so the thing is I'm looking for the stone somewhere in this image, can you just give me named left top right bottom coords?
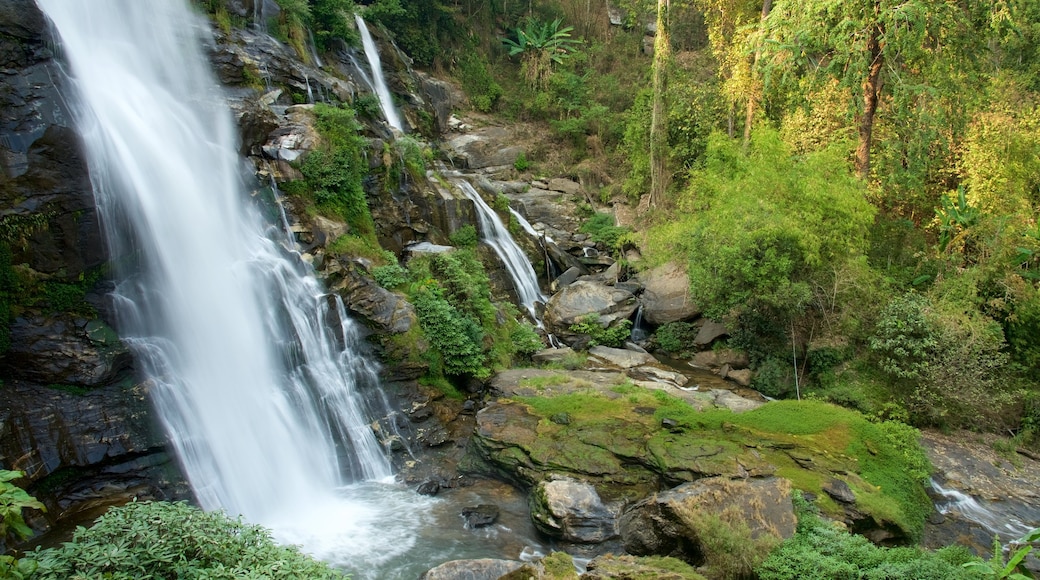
left=583, top=554, right=704, bottom=580
left=726, top=368, right=753, bottom=387
left=543, top=280, right=637, bottom=341
left=824, top=478, right=857, bottom=504
left=323, top=259, right=417, bottom=335
left=530, top=477, right=618, bottom=543
left=627, top=365, right=689, bottom=388
left=636, top=262, right=700, bottom=325
left=690, top=349, right=749, bottom=371
left=547, top=177, right=581, bottom=196
left=551, top=266, right=583, bottom=291
left=420, top=559, right=525, bottom=580
left=417, top=480, right=442, bottom=496
left=444, top=127, right=524, bottom=169
left=693, top=320, right=730, bottom=348
left=710, top=389, right=763, bottom=413
left=619, top=477, right=796, bottom=563
left=588, top=345, right=656, bottom=369
left=1, top=314, right=132, bottom=387
left=461, top=504, right=500, bottom=528
left=532, top=346, right=577, bottom=365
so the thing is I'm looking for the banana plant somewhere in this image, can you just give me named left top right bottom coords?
left=502, top=18, right=582, bottom=88
left=962, top=527, right=1040, bottom=579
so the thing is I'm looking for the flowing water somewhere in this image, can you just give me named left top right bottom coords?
left=355, top=14, right=404, bottom=132
left=455, top=179, right=548, bottom=324
left=930, top=478, right=1038, bottom=540
left=34, top=1, right=546, bottom=576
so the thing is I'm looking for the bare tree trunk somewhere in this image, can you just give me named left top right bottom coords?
left=856, top=21, right=883, bottom=179
left=649, top=0, right=670, bottom=209
left=743, top=0, right=772, bottom=147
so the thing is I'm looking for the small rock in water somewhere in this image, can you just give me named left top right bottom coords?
left=461, top=504, right=500, bottom=528
left=416, top=480, right=441, bottom=496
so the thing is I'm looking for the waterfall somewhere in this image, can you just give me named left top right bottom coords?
left=930, top=478, right=1037, bottom=540
left=456, top=179, right=547, bottom=324
left=354, top=14, right=403, bottom=132
left=36, top=0, right=431, bottom=574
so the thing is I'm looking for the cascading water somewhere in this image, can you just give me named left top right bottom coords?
left=930, top=478, right=1038, bottom=540
left=456, top=179, right=548, bottom=324
left=35, top=0, right=448, bottom=576
left=354, top=13, right=404, bottom=132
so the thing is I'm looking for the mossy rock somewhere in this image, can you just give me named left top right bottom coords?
left=582, top=554, right=707, bottom=580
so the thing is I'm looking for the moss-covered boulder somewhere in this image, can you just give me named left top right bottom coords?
left=467, top=374, right=933, bottom=543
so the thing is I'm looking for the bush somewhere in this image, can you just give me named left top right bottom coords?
left=757, top=493, right=979, bottom=580
left=372, top=263, right=408, bottom=289
left=655, top=321, right=698, bottom=356
left=569, top=314, right=632, bottom=348
left=579, top=212, right=631, bottom=249
left=449, top=225, right=479, bottom=249
left=29, top=500, right=346, bottom=579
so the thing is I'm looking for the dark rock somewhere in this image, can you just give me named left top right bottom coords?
left=689, top=348, right=749, bottom=371
left=551, top=266, right=583, bottom=291
left=661, top=418, right=681, bottom=431
left=416, top=480, right=441, bottom=496
left=415, top=71, right=455, bottom=134
left=462, top=504, right=500, bottom=528
left=1, top=314, right=132, bottom=387
left=824, top=478, right=857, bottom=504
left=543, top=280, right=637, bottom=341
left=636, top=262, right=700, bottom=325
left=583, top=554, right=704, bottom=580
left=693, top=320, right=729, bottom=348
left=550, top=413, right=572, bottom=425
left=323, top=259, right=417, bottom=334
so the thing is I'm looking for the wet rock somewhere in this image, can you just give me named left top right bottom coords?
left=462, top=504, right=500, bottom=528
left=693, top=320, right=729, bottom=348
left=323, top=259, right=416, bottom=335
left=420, top=558, right=525, bottom=580
left=530, top=477, right=618, bottom=543
left=636, top=262, right=700, bottom=325
left=619, top=477, right=796, bottom=563
left=415, top=71, right=456, bottom=134
left=1, top=314, right=132, bottom=387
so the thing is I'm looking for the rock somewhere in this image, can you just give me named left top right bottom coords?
left=690, top=348, right=749, bottom=371
left=588, top=345, right=656, bottom=369
left=710, top=390, right=763, bottom=413
left=619, top=477, right=796, bottom=563
left=532, top=346, right=578, bottom=365
left=693, top=320, right=729, bottom=348
left=261, top=105, right=320, bottom=164
left=636, top=263, right=700, bottom=325
left=725, top=368, right=752, bottom=387
left=583, top=554, right=706, bottom=580
left=1, top=314, right=132, bottom=387
left=824, top=478, right=857, bottom=504
left=323, top=259, right=417, bottom=335
left=530, top=477, right=618, bottom=543
left=415, top=71, right=455, bottom=134
left=552, top=266, right=583, bottom=291
left=420, top=559, right=525, bottom=580
left=626, top=366, right=689, bottom=388
left=417, top=480, right=442, bottom=496
left=444, top=128, right=524, bottom=169
left=462, top=504, right=500, bottom=528
left=543, top=280, right=637, bottom=341
left=547, top=177, right=581, bottom=196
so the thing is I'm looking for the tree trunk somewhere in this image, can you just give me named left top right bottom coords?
left=856, top=21, right=883, bottom=179
left=743, top=0, right=772, bottom=147
left=649, top=0, right=670, bottom=209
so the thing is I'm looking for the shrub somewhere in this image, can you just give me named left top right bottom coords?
left=569, top=314, right=632, bottom=348
left=29, top=500, right=345, bottom=579
left=411, top=285, right=486, bottom=378
left=579, top=212, right=631, bottom=249
left=655, top=321, right=698, bottom=356
left=457, top=51, right=502, bottom=113
left=449, top=225, right=479, bottom=249
left=372, top=263, right=408, bottom=289
left=299, top=104, right=373, bottom=237
left=514, top=151, right=531, bottom=172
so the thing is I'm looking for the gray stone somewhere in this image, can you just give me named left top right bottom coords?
left=636, top=262, right=700, bottom=325
left=444, top=128, right=524, bottom=169
left=552, top=266, right=583, bottom=291
left=543, top=280, right=637, bottom=341
left=824, top=478, right=857, bottom=504
left=530, top=477, right=618, bottom=543
left=532, top=346, right=577, bottom=365
left=462, top=504, right=500, bottom=528
left=626, top=365, right=689, bottom=388
left=690, top=348, right=749, bottom=371
left=420, top=558, right=525, bottom=580
left=547, top=177, right=581, bottom=196
left=726, top=368, right=753, bottom=387
left=588, top=345, right=656, bottom=369
left=693, top=319, right=729, bottom=347
left=711, top=389, right=763, bottom=413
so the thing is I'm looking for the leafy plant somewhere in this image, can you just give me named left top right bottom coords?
left=514, top=151, right=531, bottom=172
left=0, top=470, right=44, bottom=579
left=569, top=314, right=632, bottom=348
left=502, top=18, right=582, bottom=89
left=655, top=321, right=698, bottom=356
left=962, top=527, right=1040, bottom=579
left=29, top=500, right=346, bottom=579
left=579, top=212, right=631, bottom=249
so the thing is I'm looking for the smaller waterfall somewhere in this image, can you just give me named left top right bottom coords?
left=931, top=478, right=1037, bottom=540
left=456, top=180, right=547, bottom=324
left=630, top=305, right=651, bottom=342
left=354, top=14, right=403, bottom=132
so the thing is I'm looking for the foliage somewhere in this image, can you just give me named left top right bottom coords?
left=412, top=285, right=487, bottom=377
left=372, top=262, right=408, bottom=289
left=869, top=293, right=937, bottom=381
left=654, top=321, right=698, bottom=356
left=28, top=500, right=346, bottom=579
left=271, top=0, right=311, bottom=61
left=676, top=508, right=781, bottom=580
left=0, top=470, right=43, bottom=580
left=502, top=18, right=582, bottom=89
left=963, top=527, right=1040, bottom=579
left=449, top=225, right=479, bottom=249
left=579, top=212, right=631, bottom=249
left=363, top=0, right=456, bottom=67
left=297, top=104, right=373, bottom=238
left=456, top=51, right=502, bottom=113
left=513, top=151, right=530, bottom=172
left=569, top=314, right=632, bottom=348
left=757, top=493, right=980, bottom=580
left=310, top=0, right=359, bottom=51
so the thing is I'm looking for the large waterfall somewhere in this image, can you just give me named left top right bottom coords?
left=35, top=0, right=435, bottom=575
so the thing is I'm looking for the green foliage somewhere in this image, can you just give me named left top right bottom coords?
left=412, top=285, right=487, bottom=378
left=271, top=0, right=311, bottom=61
left=568, top=314, right=632, bottom=348
left=449, top=225, right=479, bottom=249
left=674, top=129, right=875, bottom=322
left=869, top=293, right=937, bottom=381
left=372, top=262, right=408, bottom=289
left=364, top=0, right=455, bottom=67
left=757, top=493, right=980, bottom=580
left=456, top=51, right=502, bottom=113
left=513, top=151, right=530, bottom=172
left=579, top=212, right=631, bottom=249
left=310, top=0, right=358, bottom=51
left=29, top=500, right=346, bottom=579
left=654, top=321, right=698, bottom=356
left=677, top=509, right=780, bottom=580
left=502, top=18, right=582, bottom=89
left=963, top=527, right=1040, bottom=579
left=298, top=104, right=373, bottom=238
left=0, top=470, right=44, bottom=540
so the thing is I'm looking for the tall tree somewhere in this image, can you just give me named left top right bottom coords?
left=758, top=0, right=970, bottom=179
left=649, top=0, right=671, bottom=208
left=742, top=0, right=772, bottom=146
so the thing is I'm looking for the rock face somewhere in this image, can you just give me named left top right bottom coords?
left=543, top=280, right=637, bottom=343
left=619, top=476, right=797, bottom=563
left=1, top=314, right=132, bottom=387
left=444, top=127, right=524, bottom=170
left=636, top=262, right=699, bottom=325
left=420, top=558, right=525, bottom=580
left=529, top=477, right=618, bottom=543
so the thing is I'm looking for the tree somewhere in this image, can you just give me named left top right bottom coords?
left=758, top=0, right=973, bottom=178
left=502, top=18, right=582, bottom=89
left=648, top=0, right=671, bottom=208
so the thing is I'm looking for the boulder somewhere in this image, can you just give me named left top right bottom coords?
left=583, top=554, right=706, bottom=580
left=461, top=504, right=500, bottom=528
left=619, top=477, right=796, bottom=563
left=530, top=477, right=618, bottom=543
left=627, top=365, right=689, bottom=389
left=588, top=345, right=656, bottom=369
left=551, top=266, right=583, bottom=291
left=323, top=259, right=417, bottom=335
left=415, top=71, right=456, bottom=134
left=444, top=128, right=523, bottom=170
left=636, top=262, right=700, bottom=325
left=710, top=389, right=762, bottom=413
left=693, top=320, right=729, bottom=348
left=725, top=368, right=753, bottom=387
left=420, top=559, right=525, bottom=580
left=543, top=280, right=637, bottom=340
left=690, top=349, right=749, bottom=371
left=547, top=177, right=581, bottom=196
left=532, top=346, right=578, bottom=365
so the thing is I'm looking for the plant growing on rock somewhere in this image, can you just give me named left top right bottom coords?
left=569, top=314, right=631, bottom=348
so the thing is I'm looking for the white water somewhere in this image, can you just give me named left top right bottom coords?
left=456, top=179, right=547, bottom=323
left=36, top=0, right=431, bottom=574
left=931, top=478, right=1036, bottom=540
left=354, top=14, right=403, bottom=132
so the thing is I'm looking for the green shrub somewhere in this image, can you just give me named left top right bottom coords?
left=757, top=493, right=979, bottom=580
left=457, top=51, right=502, bottom=113
left=579, top=212, right=631, bottom=249
left=372, top=263, right=408, bottom=289
left=411, top=285, right=486, bottom=378
left=299, top=104, right=373, bottom=237
left=29, top=500, right=346, bottom=579
left=449, top=225, right=479, bottom=249
left=514, top=151, right=531, bottom=172
left=655, top=321, right=698, bottom=355
left=569, top=314, right=632, bottom=348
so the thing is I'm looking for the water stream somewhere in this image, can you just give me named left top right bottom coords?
left=354, top=13, right=403, bottom=132
left=34, top=1, right=545, bottom=576
left=455, top=178, right=548, bottom=324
